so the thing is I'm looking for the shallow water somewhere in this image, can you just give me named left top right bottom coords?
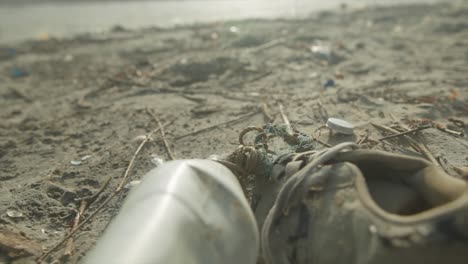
left=0, top=0, right=446, bottom=43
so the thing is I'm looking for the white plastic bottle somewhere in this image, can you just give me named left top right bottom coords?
left=85, top=159, right=259, bottom=264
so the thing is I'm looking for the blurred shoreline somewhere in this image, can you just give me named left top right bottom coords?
left=0, top=0, right=447, bottom=44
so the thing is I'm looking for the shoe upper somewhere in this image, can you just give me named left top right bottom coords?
left=257, top=147, right=468, bottom=264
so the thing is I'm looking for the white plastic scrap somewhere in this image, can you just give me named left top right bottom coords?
left=150, top=154, right=165, bottom=167
left=6, top=210, right=24, bottom=218
left=124, top=180, right=141, bottom=189
left=229, top=26, right=240, bottom=33
left=81, top=155, right=92, bottom=161
left=310, top=43, right=331, bottom=59
left=311, top=44, right=330, bottom=54
left=70, top=160, right=82, bottom=166
left=71, top=154, right=92, bottom=166
left=132, top=135, right=153, bottom=143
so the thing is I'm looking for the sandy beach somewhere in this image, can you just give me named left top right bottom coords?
left=0, top=1, right=467, bottom=263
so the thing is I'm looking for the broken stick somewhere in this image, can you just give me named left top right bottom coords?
left=174, top=109, right=260, bottom=140
left=378, top=125, right=431, bottom=141
left=371, top=123, right=439, bottom=166
left=146, top=108, right=176, bottom=160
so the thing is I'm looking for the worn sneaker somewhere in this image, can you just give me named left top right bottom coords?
left=257, top=143, right=468, bottom=264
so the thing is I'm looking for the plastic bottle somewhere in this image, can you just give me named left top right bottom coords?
left=84, top=159, right=259, bottom=264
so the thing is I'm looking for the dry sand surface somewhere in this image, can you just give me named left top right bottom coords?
left=0, top=2, right=467, bottom=263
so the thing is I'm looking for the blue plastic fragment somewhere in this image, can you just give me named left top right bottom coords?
left=323, top=79, right=335, bottom=89
left=10, top=67, right=28, bottom=78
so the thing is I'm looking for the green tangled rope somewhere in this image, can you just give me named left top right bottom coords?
left=243, top=123, right=317, bottom=153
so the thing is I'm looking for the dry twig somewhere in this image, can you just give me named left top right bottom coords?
left=116, top=126, right=162, bottom=191
left=261, top=103, right=275, bottom=123
left=316, top=101, right=329, bottom=123
left=174, top=110, right=260, bottom=140
left=248, top=37, right=286, bottom=54
left=314, top=138, right=332, bottom=148
left=278, top=103, right=291, bottom=129
left=371, top=123, right=439, bottom=166
left=146, top=108, right=176, bottom=160
left=378, top=125, right=431, bottom=141
left=356, top=134, right=369, bottom=145
left=63, top=201, right=86, bottom=258
left=311, top=125, right=331, bottom=148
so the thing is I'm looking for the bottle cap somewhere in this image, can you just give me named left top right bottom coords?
left=326, top=118, right=355, bottom=135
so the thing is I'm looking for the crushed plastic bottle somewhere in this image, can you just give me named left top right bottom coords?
left=85, top=159, right=259, bottom=264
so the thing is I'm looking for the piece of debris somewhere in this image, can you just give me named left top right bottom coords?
left=6, top=210, right=24, bottom=218
left=0, top=227, right=43, bottom=259
left=323, top=79, right=335, bottom=90
left=132, top=134, right=151, bottom=143
left=448, top=117, right=465, bottom=128
left=435, top=123, right=464, bottom=137
left=9, top=67, right=28, bottom=78
left=150, top=154, right=165, bottom=167
left=111, top=24, right=127, bottom=32
left=378, top=125, right=431, bottom=141
left=310, top=43, right=331, bottom=60
left=181, top=94, right=207, bottom=103
left=229, top=26, right=240, bottom=34
left=124, top=180, right=141, bottom=189
left=334, top=71, right=344, bottom=80
left=70, top=155, right=92, bottom=166
left=326, top=118, right=355, bottom=135
left=190, top=105, right=222, bottom=117
left=70, top=160, right=82, bottom=166
left=81, top=155, right=92, bottom=161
